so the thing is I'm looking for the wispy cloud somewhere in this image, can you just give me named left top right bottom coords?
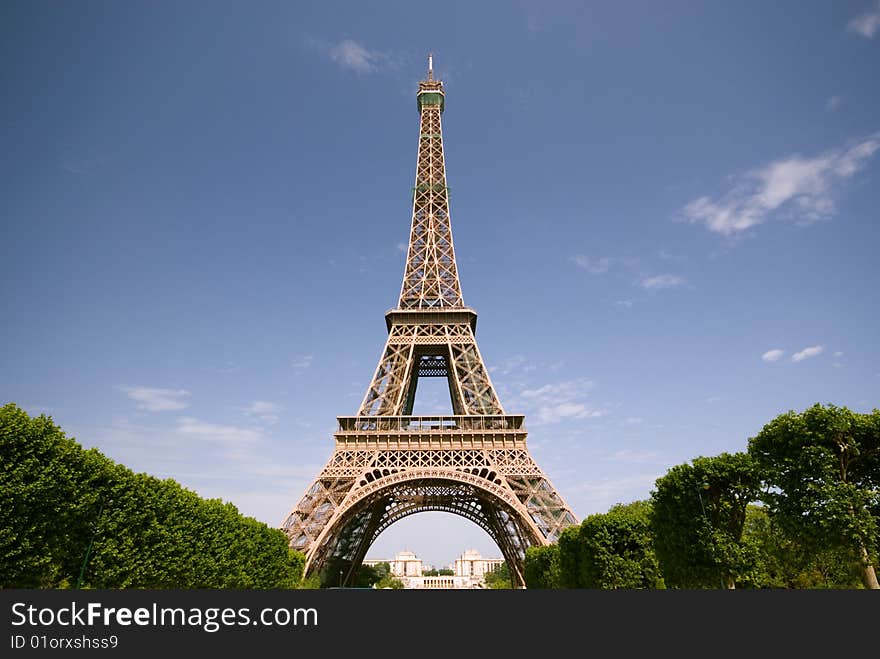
left=832, top=351, right=844, bottom=368
left=313, top=38, right=398, bottom=74
left=396, top=242, right=407, bottom=252
left=121, top=386, right=191, bottom=412
left=177, top=417, right=263, bottom=444
left=570, top=474, right=661, bottom=504
left=826, top=95, right=844, bottom=112
left=848, top=1, right=880, bottom=38
left=657, top=249, right=684, bottom=262
left=60, top=154, right=107, bottom=176
left=79, top=416, right=323, bottom=526
left=489, top=354, right=535, bottom=376
left=520, top=380, right=595, bottom=401
left=535, top=402, right=604, bottom=424
left=607, top=449, right=660, bottom=463
left=682, top=133, right=880, bottom=236
left=639, top=274, right=685, bottom=290
left=522, top=1, right=543, bottom=33
left=518, top=378, right=604, bottom=424
left=292, top=354, right=313, bottom=370
left=761, top=349, right=785, bottom=363
left=614, top=299, right=633, bottom=309
left=791, top=345, right=824, bottom=362
left=244, top=401, right=280, bottom=424
left=246, top=401, right=277, bottom=414
left=571, top=255, right=614, bottom=274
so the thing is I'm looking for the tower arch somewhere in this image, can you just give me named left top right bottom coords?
left=303, top=470, right=546, bottom=587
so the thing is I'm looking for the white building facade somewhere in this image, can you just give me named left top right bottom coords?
left=364, top=549, right=505, bottom=589
left=450, top=549, right=505, bottom=579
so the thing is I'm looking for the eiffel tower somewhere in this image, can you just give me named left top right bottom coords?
left=282, top=56, right=577, bottom=587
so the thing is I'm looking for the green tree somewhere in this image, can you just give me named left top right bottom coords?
left=374, top=571, right=405, bottom=589
left=651, top=452, right=761, bottom=588
left=0, top=404, right=102, bottom=587
left=524, top=544, right=560, bottom=589
left=748, top=404, right=880, bottom=589
left=0, top=404, right=305, bottom=589
left=576, top=501, right=664, bottom=589
left=742, top=504, right=863, bottom=588
left=483, top=562, right=511, bottom=588
left=556, top=524, right=585, bottom=587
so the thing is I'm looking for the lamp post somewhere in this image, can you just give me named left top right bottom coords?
left=697, top=482, right=709, bottom=521
left=76, top=498, right=110, bottom=589
left=696, top=482, right=726, bottom=589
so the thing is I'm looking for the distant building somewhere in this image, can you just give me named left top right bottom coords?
left=364, top=549, right=504, bottom=589
left=450, top=549, right=504, bottom=579
left=363, top=550, right=422, bottom=577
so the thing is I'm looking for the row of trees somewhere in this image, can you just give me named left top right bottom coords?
left=0, top=404, right=306, bottom=589
left=524, top=403, right=880, bottom=589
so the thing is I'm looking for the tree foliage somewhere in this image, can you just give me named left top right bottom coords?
left=483, top=561, right=511, bottom=589
left=651, top=452, right=761, bottom=588
left=367, top=562, right=404, bottom=589
left=742, top=505, right=863, bottom=588
left=524, top=544, right=560, bottom=589
left=0, top=404, right=305, bottom=588
left=748, top=403, right=880, bottom=589
left=553, top=501, right=663, bottom=589
left=577, top=501, right=664, bottom=589
left=556, top=525, right=584, bottom=588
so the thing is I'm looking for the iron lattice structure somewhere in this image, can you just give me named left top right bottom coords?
left=282, top=58, right=577, bottom=587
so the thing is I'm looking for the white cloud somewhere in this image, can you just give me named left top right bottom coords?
left=833, top=351, right=844, bottom=358
left=247, top=401, right=277, bottom=414
left=122, top=386, right=191, bottom=412
left=640, top=274, right=685, bottom=290
left=683, top=133, right=880, bottom=236
left=848, top=1, right=880, bottom=38
left=292, top=354, right=313, bottom=370
left=245, top=401, right=280, bottom=424
left=657, top=249, right=684, bottom=262
left=515, top=378, right=604, bottom=424
left=570, top=474, right=661, bottom=504
left=614, top=299, right=633, bottom=309
left=521, top=379, right=595, bottom=401
left=536, top=402, right=604, bottom=424
left=826, top=95, right=844, bottom=112
left=396, top=242, right=407, bottom=252
left=60, top=153, right=107, bottom=176
left=761, top=349, right=785, bottom=363
left=489, top=354, right=534, bottom=376
left=791, top=345, right=824, bottom=362
left=608, top=449, right=660, bottom=463
left=571, top=255, right=614, bottom=274
left=622, top=417, right=644, bottom=425
left=324, top=39, right=395, bottom=74
left=177, top=417, right=263, bottom=444
left=78, top=415, right=328, bottom=530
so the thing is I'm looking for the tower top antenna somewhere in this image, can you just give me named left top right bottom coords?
left=427, top=53, right=433, bottom=80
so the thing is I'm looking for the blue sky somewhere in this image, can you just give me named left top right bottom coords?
left=2, top=1, right=879, bottom=568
